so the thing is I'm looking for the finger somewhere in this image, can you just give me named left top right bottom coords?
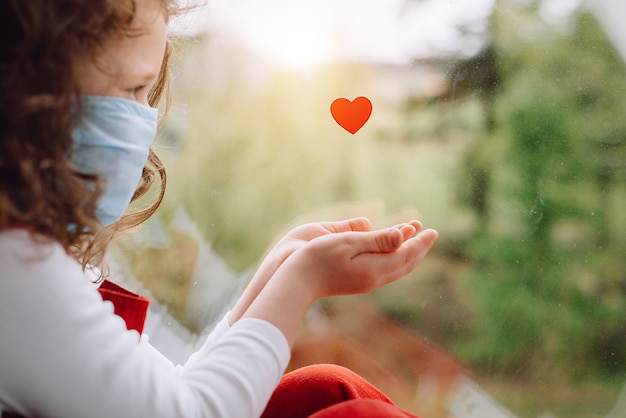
left=396, top=228, right=438, bottom=263
left=387, top=228, right=439, bottom=279
left=408, top=220, right=423, bottom=232
left=354, top=228, right=438, bottom=285
left=323, top=217, right=372, bottom=233
left=398, top=224, right=416, bottom=241
left=392, top=220, right=423, bottom=241
left=348, top=228, right=403, bottom=255
left=404, top=229, right=438, bottom=263
left=418, top=228, right=438, bottom=244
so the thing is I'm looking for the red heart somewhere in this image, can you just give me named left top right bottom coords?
left=330, top=96, right=372, bottom=134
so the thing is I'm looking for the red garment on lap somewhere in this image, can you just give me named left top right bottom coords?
left=261, top=364, right=419, bottom=418
left=309, top=399, right=419, bottom=418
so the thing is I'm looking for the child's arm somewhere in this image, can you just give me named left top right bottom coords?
left=0, top=231, right=290, bottom=418
left=242, top=223, right=438, bottom=346
left=229, top=218, right=423, bottom=325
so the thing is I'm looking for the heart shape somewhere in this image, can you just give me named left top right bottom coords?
left=330, top=96, right=372, bottom=134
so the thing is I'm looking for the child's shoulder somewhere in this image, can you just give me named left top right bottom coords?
left=0, top=228, right=101, bottom=329
left=0, top=228, right=82, bottom=283
left=0, top=227, right=65, bottom=254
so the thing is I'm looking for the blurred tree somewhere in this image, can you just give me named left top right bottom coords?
left=457, top=3, right=626, bottom=381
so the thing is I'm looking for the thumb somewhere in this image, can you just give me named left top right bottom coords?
left=357, top=228, right=403, bottom=254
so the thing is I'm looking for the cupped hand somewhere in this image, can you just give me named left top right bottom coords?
left=229, top=218, right=422, bottom=324
left=240, top=220, right=438, bottom=345
left=275, top=225, right=438, bottom=299
left=270, top=218, right=420, bottom=265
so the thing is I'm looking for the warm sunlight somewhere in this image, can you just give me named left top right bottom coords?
left=177, top=0, right=497, bottom=67
left=197, top=0, right=336, bottom=69
left=242, top=15, right=334, bottom=69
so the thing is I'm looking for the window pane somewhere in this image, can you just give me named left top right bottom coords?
left=114, top=1, right=626, bottom=416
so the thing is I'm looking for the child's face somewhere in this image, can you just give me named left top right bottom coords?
left=75, top=0, right=167, bottom=107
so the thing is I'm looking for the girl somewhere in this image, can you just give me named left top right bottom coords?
left=0, top=0, right=439, bottom=417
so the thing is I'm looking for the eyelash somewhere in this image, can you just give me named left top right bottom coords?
left=127, top=85, right=146, bottom=97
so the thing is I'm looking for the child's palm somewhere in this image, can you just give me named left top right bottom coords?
left=283, top=227, right=437, bottom=298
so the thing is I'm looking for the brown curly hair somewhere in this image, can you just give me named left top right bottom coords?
left=0, top=0, right=185, bottom=275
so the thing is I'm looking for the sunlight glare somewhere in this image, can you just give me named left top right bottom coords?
left=219, top=0, right=335, bottom=69
left=184, top=0, right=496, bottom=67
left=246, top=16, right=333, bottom=69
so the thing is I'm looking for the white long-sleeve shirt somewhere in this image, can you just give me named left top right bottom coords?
left=0, top=229, right=290, bottom=418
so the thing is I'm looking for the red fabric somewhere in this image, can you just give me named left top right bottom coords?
left=309, top=399, right=419, bottom=418
left=97, top=279, right=150, bottom=335
left=261, top=364, right=419, bottom=418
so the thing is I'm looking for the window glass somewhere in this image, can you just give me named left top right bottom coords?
left=114, top=0, right=626, bottom=416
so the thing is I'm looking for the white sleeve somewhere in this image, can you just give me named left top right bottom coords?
left=0, top=231, right=290, bottom=418
left=140, top=310, right=233, bottom=373
left=179, top=310, right=233, bottom=372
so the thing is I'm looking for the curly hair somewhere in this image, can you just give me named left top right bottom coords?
left=0, top=0, right=185, bottom=276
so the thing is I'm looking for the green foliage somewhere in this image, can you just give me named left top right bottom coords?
left=459, top=8, right=626, bottom=384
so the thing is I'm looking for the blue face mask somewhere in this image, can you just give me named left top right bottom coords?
left=71, top=96, right=159, bottom=227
